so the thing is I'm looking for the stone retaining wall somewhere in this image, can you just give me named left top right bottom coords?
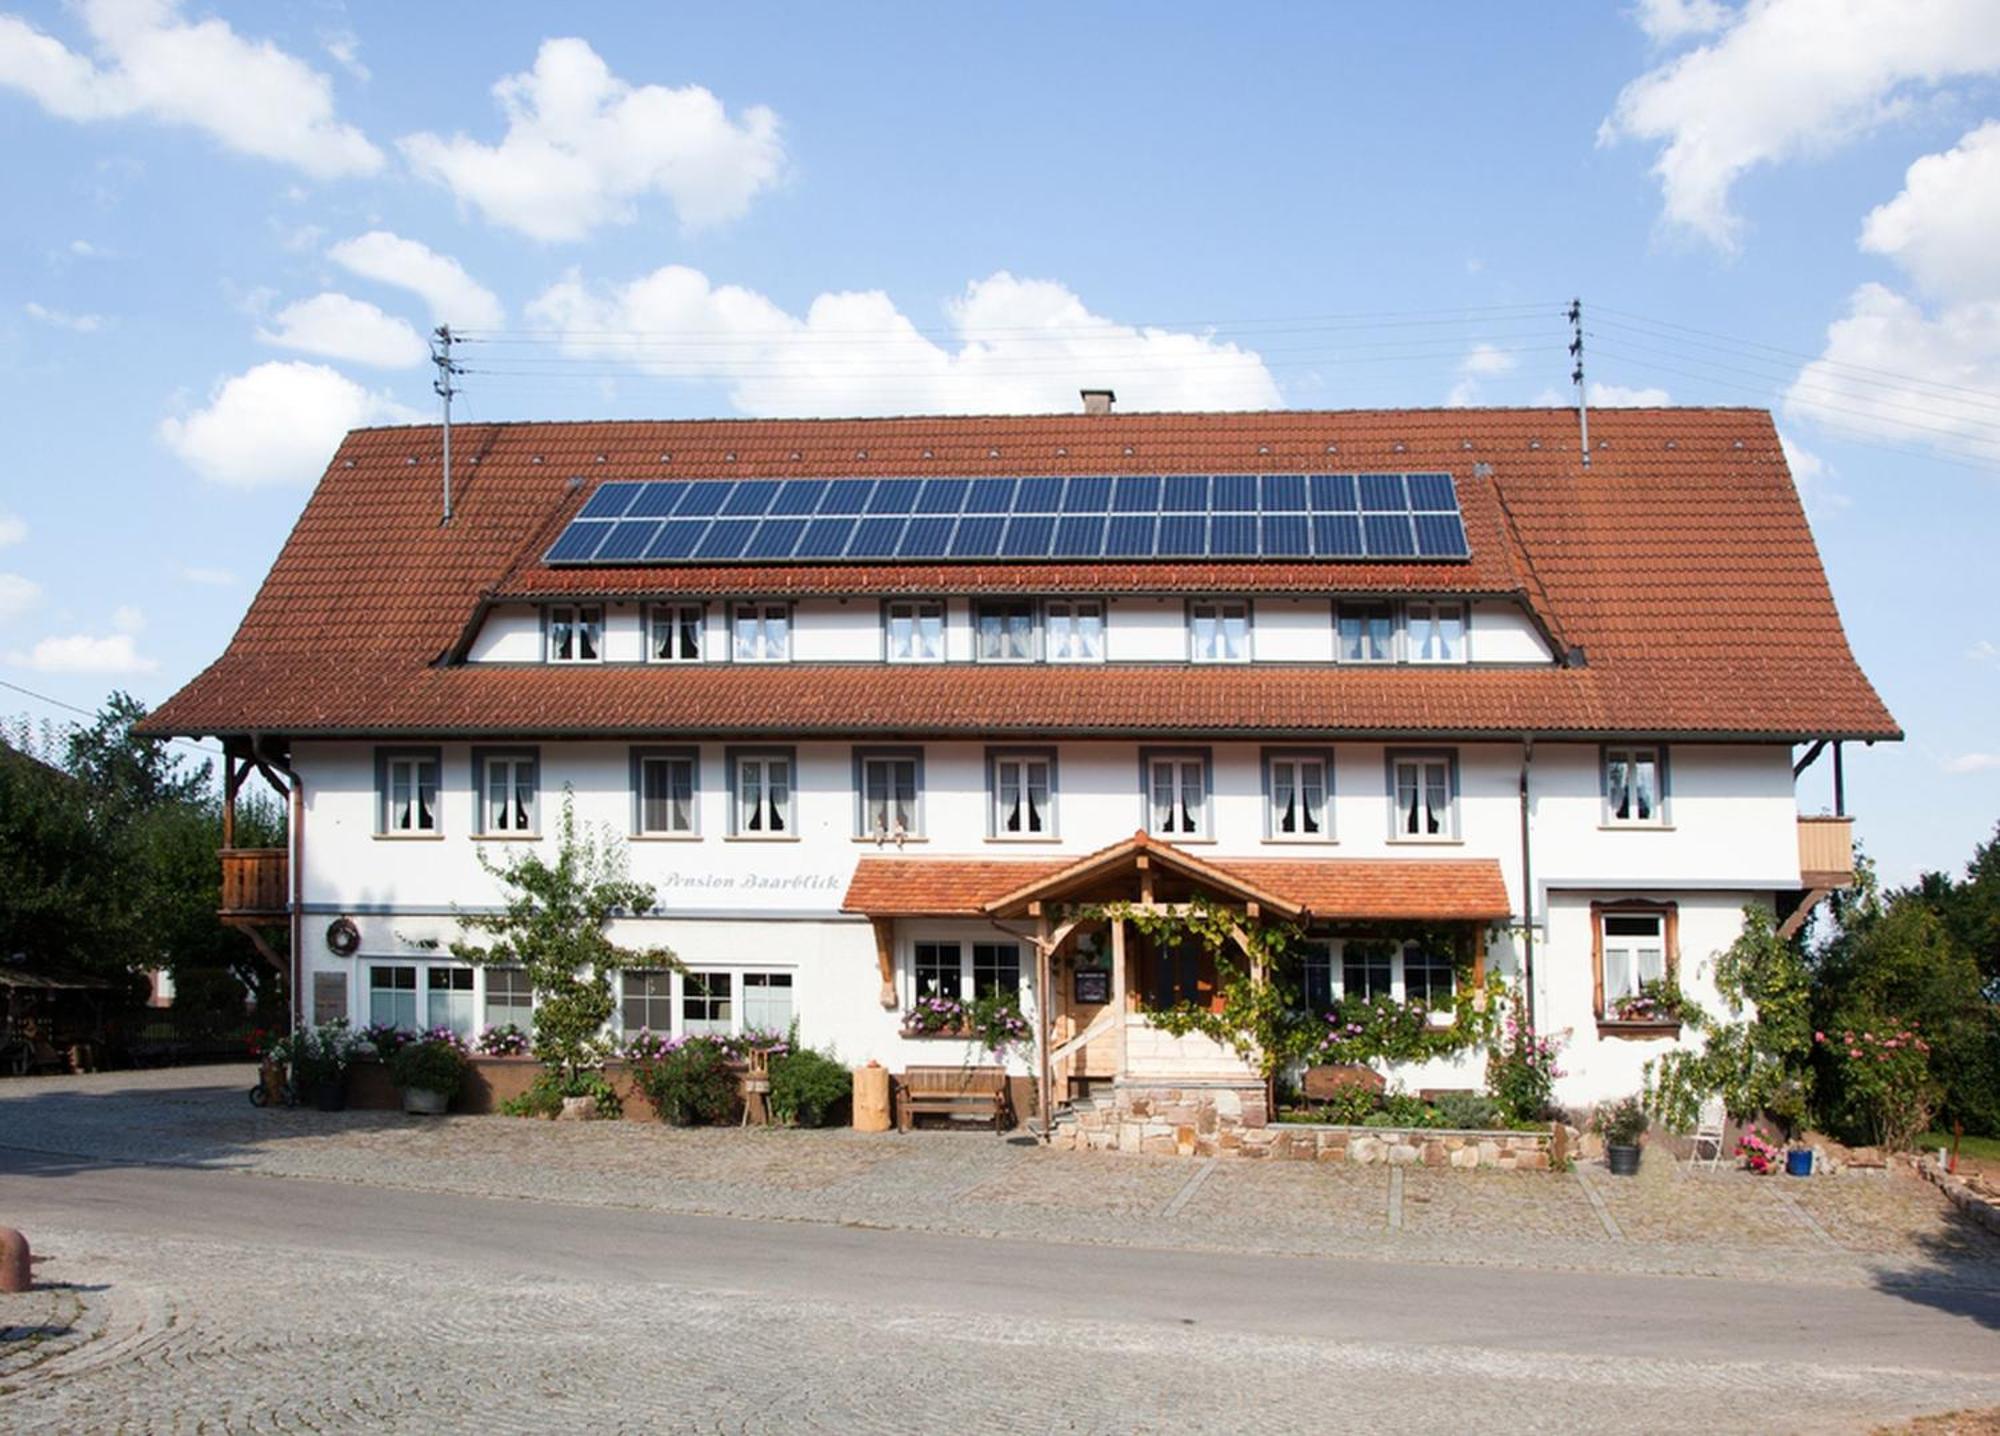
left=1058, top=1080, right=1560, bottom=1168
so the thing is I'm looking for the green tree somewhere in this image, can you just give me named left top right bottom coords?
left=0, top=740, right=128, bottom=976
left=450, top=793, right=677, bottom=1083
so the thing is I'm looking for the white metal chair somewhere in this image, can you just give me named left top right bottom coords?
left=1688, top=1096, right=1727, bottom=1171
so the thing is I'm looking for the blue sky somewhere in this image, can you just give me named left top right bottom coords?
left=2, top=1, right=1997, bottom=884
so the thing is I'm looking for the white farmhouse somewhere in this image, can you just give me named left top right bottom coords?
left=146, top=402, right=1894, bottom=1138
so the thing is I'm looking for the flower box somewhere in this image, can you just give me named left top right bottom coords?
left=1596, top=1018, right=1682, bottom=1041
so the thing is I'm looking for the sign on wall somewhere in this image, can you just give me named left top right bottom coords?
left=1073, top=968, right=1111, bottom=1006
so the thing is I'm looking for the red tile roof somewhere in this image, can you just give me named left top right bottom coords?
left=142, top=407, right=1898, bottom=742
left=842, top=847, right=1514, bottom=921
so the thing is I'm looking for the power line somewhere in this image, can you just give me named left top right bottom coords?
left=0, top=677, right=218, bottom=760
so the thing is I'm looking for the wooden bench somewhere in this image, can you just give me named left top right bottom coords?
left=894, top=1065, right=1011, bottom=1133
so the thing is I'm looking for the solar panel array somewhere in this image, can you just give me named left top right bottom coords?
left=542, top=473, right=1469, bottom=565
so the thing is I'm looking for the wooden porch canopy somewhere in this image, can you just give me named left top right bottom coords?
left=840, top=832, right=1514, bottom=924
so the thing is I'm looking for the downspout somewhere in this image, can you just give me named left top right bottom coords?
left=1518, top=735, right=1537, bottom=1035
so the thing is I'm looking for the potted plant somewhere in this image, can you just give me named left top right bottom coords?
left=1594, top=1095, right=1650, bottom=1175
left=288, top=1019, right=360, bottom=1111
left=389, top=1028, right=471, bottom=1115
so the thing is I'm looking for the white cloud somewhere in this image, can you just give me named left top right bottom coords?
left=179, top=564, right=235, bottom=587
left=1783, top=283, right=2000, bottom=463
left=1445, top=342, right=1519, bottom=406
left=1634, top=0, right=1730, bottom=44
left=327, top=230, right=504, bottom=330
left=398, top=38, right=784, bottom=241
left=67, top=237, right=103, bottom=256
left=524, top=267, right=1282, bottom=417
left=24, top=301, right=107, bottom=332
left=6, top=631, right=156, bottom=675
left=1601, top=0, right=2000, bottom=248
left=159, top=360, right=422, bottom=488
left=1860, top=120, right=2000, bottom=304
left=111, top=604, right=145, bottom=634
left=1589, top=380, right=1673, bottom=406
left=0, top=0, right=382, bottom=179
left=1943, top=752, right=2000, bottom=773
left=0, top=512, right=24, bottom=546
left=1778, top=429, right=1848, bottom=511
left=320, top=30, right=366, bottom=83
left=255, top=292, right=428, bottom=368
left=0, top=573, right=40, bottom=623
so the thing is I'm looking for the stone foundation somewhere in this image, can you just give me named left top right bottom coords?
left=1059, top=1081, right=1559, bottom=1169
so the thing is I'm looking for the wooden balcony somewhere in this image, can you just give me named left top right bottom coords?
left=1798, top=816, right=1855, bottom=889
left=220, top=847, right=289, bottom=916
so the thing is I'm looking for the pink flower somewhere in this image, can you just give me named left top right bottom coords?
left=1814, top=1031, right=1826, bottom=1043
left=1848, top=1049, right=1862, bottom=1059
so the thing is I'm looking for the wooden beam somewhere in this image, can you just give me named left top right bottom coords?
left=870, top=918, right=897, bottom=1010
left=1777, top=888, right=1833, bottom=940
left=1110, top=917, right=1129, bottom=1078
left=1472, top=925, right=1487, bottom=987
left=221, top=917, right=284, bottom=972
left=1036, top=910, right=1053, bottom=1143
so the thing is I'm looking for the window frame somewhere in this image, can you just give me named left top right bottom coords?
left=1139, top=746, right=1213, bottom=840
left=986, top=746, right=1059, bottom=841
left=620, top=968, right=676, bottom=1034
left=646, top=600, right=706, bottom=664
left=972, top=598, right=1039, bottom=664
left=482, top=965, right=534, bottom=1033
left=882, top=597, right=947, bottom=665
left=630, top=745, right=701, bottom=839
left=853, top=745, right=925, bottom=840
left=1186, top=598, right=1253, bottom=664
left=1336, top=599, right=1398, bottom=664
left=545, top=603, right=606, bottom=665
left=740, top=970, right=795, bottom=1036
left=1590, top=899, right=1680, bottom=1024
left=1043, top=597, right=1108, bottom=664
left=471, top=746, right=540, bottom=838
left=1261, top=747, right=1335, bottom=844
left=1384, top=748, right=1460, bottom=843
left=374, top=745, right=444, bottom=838
left=730, top=600, right=793, bottom=664
left=726, top=745, right=798, bottom=839
left=1601, top=744, right=1671, bottom=828
left=1404, top=599, right=1469, bottom=665
left=363, top=958, right=480, bottom=1038
left=906, top=936, right=1024, bottom=1007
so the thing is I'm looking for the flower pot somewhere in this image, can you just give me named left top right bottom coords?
left=1785, top=1147, right=1813, bottom=1178
left=1606, top=1142, right=1642, bottom=1176
left=313, top=1075, right=347, bottom=1112
left=402, top=1086, right=450, bottom=1116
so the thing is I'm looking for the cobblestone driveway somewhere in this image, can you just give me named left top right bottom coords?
left=3, top=1066, right=1998, bottom=1433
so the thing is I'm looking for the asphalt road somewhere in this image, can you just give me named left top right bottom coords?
left=5, top=1147, right=2000, bottom=1433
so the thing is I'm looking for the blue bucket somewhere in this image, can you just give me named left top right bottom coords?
left=1785, top=1148, right=1813, bottom=1177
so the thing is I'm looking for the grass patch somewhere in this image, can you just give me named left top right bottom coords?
left=1921, top=1131, right=2000, bottom=1162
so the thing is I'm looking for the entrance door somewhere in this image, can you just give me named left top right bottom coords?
left=1136, top=932, right=1222, bottom=1013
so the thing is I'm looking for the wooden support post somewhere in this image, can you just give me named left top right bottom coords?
left=1110, top=916, right=1129, bottom=1079
left=1136, top=854, right=1154, bottom=907
left=221, top=755, right=240, bottom=850
left=1473, top=924, right=1487, bottom=987
left=870, top=918, right=897, bottom=1010
left=1036, top=910, right=1054, bottom=1142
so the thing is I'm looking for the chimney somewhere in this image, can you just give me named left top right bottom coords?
left=1080, top=388, right=1116, bottom=417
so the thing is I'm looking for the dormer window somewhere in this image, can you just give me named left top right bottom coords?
left=885, top=600, right=945, bottom=663
left=1338, top=601, right=1395, bottom=663
left=732, top=602, right=791, bottom=663
left=975, top=600, right=1036, bottom=663
left=1189, top=600, right=1249, bottom=663
left=548, top=605, right=603, bottom=664
left=1406, top=601, right=1466, bottom=663
left=1046, top=599, right=1105, bottom=663
left=649, top=603, right=704, bottom=663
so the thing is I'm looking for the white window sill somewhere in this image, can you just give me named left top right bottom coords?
left=1386, top=837, right=1465, bottom=847
left=473, top=833, right=542, bottom=842
left=984, top=835, right=1063, bottom=845
left=1147, top=833, right=1215, bottom=844
left=722, top=834, right=801, bottom=843
left=1598, top=823, right=1675, bottom=832
left=631, top=832, right=702, bottom=842
left=1261, top=837, right=1338, bottom=846
left=852, top=835, right=930, bottom=845
left=373, top=833, right=444, bottom=841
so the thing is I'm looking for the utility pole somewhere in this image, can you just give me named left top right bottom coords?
left=431, top=325, right=462, bottom=523
left=1567, top=298, right=1590, bottom=468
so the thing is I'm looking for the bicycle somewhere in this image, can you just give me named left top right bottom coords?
left=248, top=1060, right=299, bottom=1108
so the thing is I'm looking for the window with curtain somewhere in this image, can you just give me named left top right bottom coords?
left=1391, top=753, right=1455, bottom=840
left=1045, top=599, right=1105, bottom=662
left=478, top=752, right=537, bottom=835
left=885, top=600, right=945, bottom=663
left=742, top=973, right=793, bottom=1033
left=733, top=753, right=792, bottom=836
left=732, top=603, right=790, bottom=662
left=1605, top=747, right=1664, bottom=825
left=1266, top=753, right=1329, bottom=839
left=975, top=600, right=1036, bottom=662
left=1147, top=755, right=1207, bottom=837
left=649, top=602, right=703, bottom=662
left=381, top=752, right=439, bottom=834
left=547, top=605, right=603, bottom=663
left=637, top=753, right=697, bottom=835
left=992, top=752, right=1053, bottom=838
left=1189, top=600, right=1250, bottom=662
left=1601, top=912, right=1667, bottom=1007
left=1405, top=601, right=1466, bottom=663
left=1337, top=601, right=1396, bottom=663
left=859, top=753, right=920, bottom=838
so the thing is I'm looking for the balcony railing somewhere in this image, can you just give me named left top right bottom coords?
left=220, top=847, right=289, bottom=916
left=1797, top=816, right=1855, bottom=889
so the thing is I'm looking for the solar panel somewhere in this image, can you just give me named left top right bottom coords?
left=546, top=473, right=1471, bottom=565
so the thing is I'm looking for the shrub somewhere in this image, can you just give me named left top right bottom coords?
left=634, top=1037, right=738, bottom=1125
left=1487, top=1000, right=1565, bottom=1124
left=770, top=1047, right=851, bottom=1128
left=1433, top=1091, right=1501, bottom=1130
left=1815, top=1022, right=1940, bottom=1151
left=474, top=1023, right=531, bottom=1057
left=285, top=1019, right=361, bottom=1090
left=500, top=1067, right=623, bottom=1120
left=1361, top=1110, right=1398, bottom=1128
left=1379, top=1090, right=1443, bottom=1128
left=1592, top=1095, right=1649, bottom=1147
left=390, top=1036, right=471, bottom=1099
left=361, top=1022, right=411, bottom=1059
left=1319, top=1083, right=1379, bottom=1126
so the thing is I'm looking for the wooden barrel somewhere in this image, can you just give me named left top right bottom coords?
left=852, top=1061, right=892, bottom=1132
